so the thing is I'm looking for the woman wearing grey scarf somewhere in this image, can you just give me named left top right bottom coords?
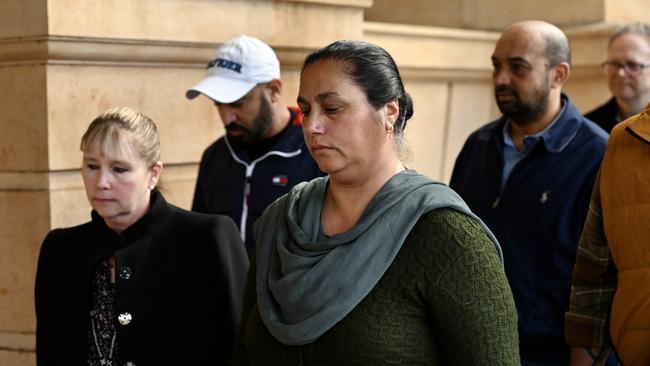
left=233, top=40, right=519, bottom=365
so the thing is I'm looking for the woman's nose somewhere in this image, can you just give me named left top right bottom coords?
left=96, top=170, right=111, bottom=190
left=305, top=113, right=325, bottom=135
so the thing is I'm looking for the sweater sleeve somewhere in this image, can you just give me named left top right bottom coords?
left=422, top=208, right=520, bottom=365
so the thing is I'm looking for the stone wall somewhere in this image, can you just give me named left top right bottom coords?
left=366, top=0, right=650, bottom=30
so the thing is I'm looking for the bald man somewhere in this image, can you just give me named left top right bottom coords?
left=450, top=21, right=608, bottom=365
left=586, top=23, right=650, bottom=133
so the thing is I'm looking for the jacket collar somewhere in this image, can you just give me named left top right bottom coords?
left=225, top=107, right=305, bottom=160
left=90, top=190, right=171, bottom=247
left=625, top=107, right=650, bottom=144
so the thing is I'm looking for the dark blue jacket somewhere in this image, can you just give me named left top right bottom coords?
left=449, top=95, right=608, bottom=363
left=192, top=108, right=323, bottom=255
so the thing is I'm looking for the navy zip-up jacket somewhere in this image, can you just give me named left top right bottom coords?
left=192, top=108, right=323, bottom=255
left=450, top=95, right=608, bottom=363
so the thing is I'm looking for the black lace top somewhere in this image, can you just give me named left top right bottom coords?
left=87, top=257, right=119, bottom=366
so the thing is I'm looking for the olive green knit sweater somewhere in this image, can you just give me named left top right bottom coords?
left=234, top=208, right=520, bottom=365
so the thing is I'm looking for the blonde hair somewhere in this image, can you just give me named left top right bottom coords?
left=80, top=107, right=160, bottom=167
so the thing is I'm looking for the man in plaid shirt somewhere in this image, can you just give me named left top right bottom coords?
left=565, top=106, right=650, bottom=366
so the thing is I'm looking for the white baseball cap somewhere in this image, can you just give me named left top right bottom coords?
left=186, top=35, right=281, bottom=103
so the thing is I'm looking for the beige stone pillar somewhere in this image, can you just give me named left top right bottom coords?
left=1, top=2, right=50, bottom=364
left=366, top=0, right=650, bottom=30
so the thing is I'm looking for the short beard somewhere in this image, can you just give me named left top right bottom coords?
left=226, top=95, right=274, bottom=144
left=495, top=73, right=550, bottom=126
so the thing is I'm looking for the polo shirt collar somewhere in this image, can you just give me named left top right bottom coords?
left=502, top=93, right=579, bottom=153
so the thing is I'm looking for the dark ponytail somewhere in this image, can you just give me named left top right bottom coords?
left=302, top=40, right=413, bottom=146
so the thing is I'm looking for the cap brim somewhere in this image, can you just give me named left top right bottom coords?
left=185, top=75, right=257, bottom=103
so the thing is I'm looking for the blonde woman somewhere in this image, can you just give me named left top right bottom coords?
left=35, top=107, right=248, bottom=365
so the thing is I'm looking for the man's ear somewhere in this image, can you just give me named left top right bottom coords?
left=267, top=79, right=283, bottom=102
left=551, top=62, right=570, bottom=88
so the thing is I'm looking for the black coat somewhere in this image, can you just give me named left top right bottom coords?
left=35, top=191, right=249, bottom=365
left=585, top=97, right=618, bottom=133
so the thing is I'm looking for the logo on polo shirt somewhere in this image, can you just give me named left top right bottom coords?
left=206, top=58, right=242, bottom=73
left=272, top=175, right=289, bottom=187
left=540, top=191, right=550, bottom=204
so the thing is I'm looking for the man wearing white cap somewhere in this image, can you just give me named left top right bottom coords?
left=187, top=35, right=322, bottom=256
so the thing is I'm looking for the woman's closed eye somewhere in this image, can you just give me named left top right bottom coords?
left=324, top=106, right=342, bottom=115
